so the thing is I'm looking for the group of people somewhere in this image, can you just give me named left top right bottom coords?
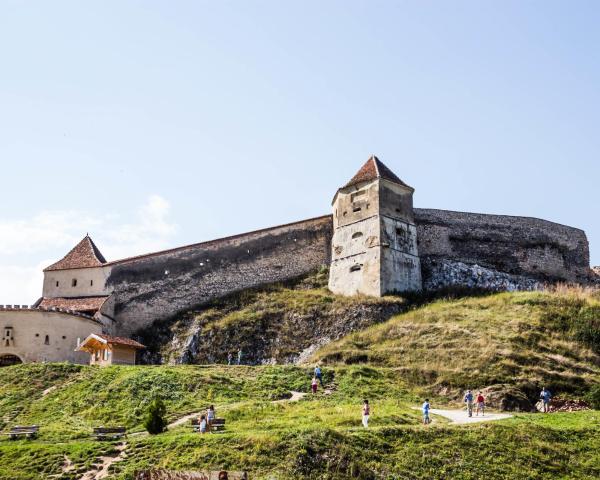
left=462, top=389, right=487, bottom=418
left=227, top=349, right=244, bottom=365
left=197, top=405, right=216, bottom=434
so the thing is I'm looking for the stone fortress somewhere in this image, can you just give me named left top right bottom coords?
left=0, top=156, right=597, bottom=366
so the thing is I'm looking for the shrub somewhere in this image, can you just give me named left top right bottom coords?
left=587, top=383, right=600, bottom=410
left=143, top=397, right=167, bottom=434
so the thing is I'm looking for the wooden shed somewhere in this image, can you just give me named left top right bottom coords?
left=76, top=333, right=145, bottom=366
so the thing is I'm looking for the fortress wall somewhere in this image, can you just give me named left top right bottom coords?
left=414, top=208, right=590, bottom=283
left=105, top=216, right=333, bottom=335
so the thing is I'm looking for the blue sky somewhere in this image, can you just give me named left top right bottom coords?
left=1, top=1, right=598, bottom=303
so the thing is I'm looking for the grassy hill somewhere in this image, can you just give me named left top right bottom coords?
left=313, top=288, right=600, bottom=402
left=1, top=286, right=599, bottom=479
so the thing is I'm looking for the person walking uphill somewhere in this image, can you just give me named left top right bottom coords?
left=314, top=365, right=324, bottom=387
left=311, top=377, right=318, bottom=394
left=464, top=389, right=474, bottom=417
left=362, top=400, right=370, bottom=428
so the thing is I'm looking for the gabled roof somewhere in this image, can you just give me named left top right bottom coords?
left=343, top=155, right=410, bottom=189
left=38, top=296, right=109, bottom=313
left=44, top=235, right=107, bottom=271
left=76, top=333, right=145, bottom=352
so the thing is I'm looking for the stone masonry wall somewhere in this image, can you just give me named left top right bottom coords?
left=414, top=209, right=590, bottom=283
left=106, top=216, right=333, bottom=335
left=104, top=208, right=590, bottom=335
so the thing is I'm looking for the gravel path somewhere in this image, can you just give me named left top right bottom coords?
left=429, top=408, right=512, bottom=424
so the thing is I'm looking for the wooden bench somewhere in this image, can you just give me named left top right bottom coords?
left=3, top=425, right=39, bottom=440
left=190, top=418, right=226, bottom=433
left=93, top=426, right=127, bottom=440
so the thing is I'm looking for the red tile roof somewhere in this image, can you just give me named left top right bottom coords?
left=44, top=235, right=107, bottom=271
left=343, top=155, right=410, bottom=189
left=38, top=296, right=108, bottom=313
left=97, top=334, right=145, bottom=349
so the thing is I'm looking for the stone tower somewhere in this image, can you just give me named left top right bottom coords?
left=328, top=156, right=422, bottom=296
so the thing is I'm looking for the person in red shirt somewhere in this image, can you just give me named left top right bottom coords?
left=476, top=391, right=485, bottom=416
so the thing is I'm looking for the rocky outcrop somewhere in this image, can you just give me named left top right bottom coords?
left=480, top=384, right=533, bottom=412
left=422, top=258, right=542, bottom=292
left=137, top=272, right=405, bottom=365
left=592, top=267, right=600, bottom=285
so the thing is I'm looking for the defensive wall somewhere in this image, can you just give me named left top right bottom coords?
left=105, top=215, right=333, bottom=335
left=101, top=209, right=591, bottom=336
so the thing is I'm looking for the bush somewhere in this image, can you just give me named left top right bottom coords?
left=143, top=397, right=167, bottom=434
left=587, top=383, right=600, bottom=410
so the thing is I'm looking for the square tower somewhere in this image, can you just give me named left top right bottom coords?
left=328, top=156, right=422, bottom=296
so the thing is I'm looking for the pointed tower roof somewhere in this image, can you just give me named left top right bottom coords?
left=44, top=235, right=107, bottom=271
left=343, top=155, right=410, bottom=189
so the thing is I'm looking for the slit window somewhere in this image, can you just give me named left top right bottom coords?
left=71, top=279, right=77, bottom=287
left=350, top=265, right=362, bottom=272
left=44, top=335, right=50, bottom=345
left=352, top=232, right=363, bottom=239
left=56, top=281, right=59, bottom=287
left=353, top=206, right=362, bottom=213
left=90, top=280, right=93, bottom=286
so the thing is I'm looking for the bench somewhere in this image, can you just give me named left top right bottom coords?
left=3, top=426, right=39, bottom=440
left=93, top=426, right=127, bottom=440
left=190, top=418, right=226, bottom=433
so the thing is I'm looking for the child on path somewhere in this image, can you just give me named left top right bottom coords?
left=464, top=389, right=474, bottom=417
left=422, top=399, right=431, bottom=425
left=476, top=391, right=485, bottom=416
left=314, top=365, right=324, bottom=387
left=540, top=387, right=552, bottom=413
left=311, top=377, right=318, bottom=394
left=362, top=400, right=370, bottom=428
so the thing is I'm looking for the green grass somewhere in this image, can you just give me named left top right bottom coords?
left=1, top=288, right=599, bottom=479
left=312, top=290, right=600, bottom=399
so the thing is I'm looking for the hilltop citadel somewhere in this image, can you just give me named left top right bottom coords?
left=0, top=156, right=597, bottom=366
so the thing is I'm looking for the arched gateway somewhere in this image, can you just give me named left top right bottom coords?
left=0, top=354, right=23, bottom=367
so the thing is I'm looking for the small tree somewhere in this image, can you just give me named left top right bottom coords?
left=144, top=397, right=167, bottom=434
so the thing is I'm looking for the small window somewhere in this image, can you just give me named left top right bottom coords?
left=35, top=333, right=39, bottom=337
left=352, top=232, right=363, bottom=239
left=56, top=281, right=59, bottom=287
left=44, top=335, right=50, bottom=345
left=71, top=279, right=77, bottom=287
left=90, top=280, right=93, bottom=286
left=353, top=206, right=362, bottom=213
left=350, top=265, right=362, bottom=272
left=62, top=335, right=66, bottom=339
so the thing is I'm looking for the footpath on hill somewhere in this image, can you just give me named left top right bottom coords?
left=428, top=408, right=512, bottom=424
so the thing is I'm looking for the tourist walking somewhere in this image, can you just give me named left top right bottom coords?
left=207, top=405, right=216, bottom=429
left=311, top=377, right=318, bottom=394
left=540, top=387, right=552, bottom=413
left=227, top=352, right=232, bottom=365
left=464, top=389, right=474, bottom=417
left=314, top=365, right=324, bottom=387
left=422, top=398, right=431, bottom=425
left=237, top=348, right=243, bottom=365
left=362, top=399, right=370, bottom=428
left=476, top=391, right=485, bottom=416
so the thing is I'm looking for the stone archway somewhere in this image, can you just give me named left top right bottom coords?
left=0, top=354, right=23, bottom=367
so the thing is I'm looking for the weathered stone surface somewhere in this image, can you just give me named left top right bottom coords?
left=106, top=216, right=333, bottom=336
left=591, top=266, right=600, bottom=284
left=414, top=208, right=590, bottom=283
left=480, top=384, right=533, bottom=412
left=422, top=258, right=541, bottom=292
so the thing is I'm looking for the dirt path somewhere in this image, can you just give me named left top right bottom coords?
left=79, top=442, right=128, bottom=480
left=429, top=408, right=512, bottom=424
